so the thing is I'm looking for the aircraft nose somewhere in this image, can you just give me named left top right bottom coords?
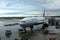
left=20, top=21, right=25, bottom=26
left=20, top=22, right=23, bottom=26
left=20, top=24, right=23, bottom=27
left=20, top=23, right=25, bottom=27
left=20, top=21, right=25, bottom=24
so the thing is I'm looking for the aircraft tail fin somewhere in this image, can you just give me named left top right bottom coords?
left=43, top=9, right=45, bottom=17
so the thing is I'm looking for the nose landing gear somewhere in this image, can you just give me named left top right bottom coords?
left=42, top=23, right=48, bottom=29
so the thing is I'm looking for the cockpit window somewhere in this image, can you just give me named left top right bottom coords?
left=20, top=21, right=25, bottom=23
left=22, top=21, right=25, bottom=22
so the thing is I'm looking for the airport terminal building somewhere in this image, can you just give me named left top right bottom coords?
left=0, top=13, right=60, bottom=26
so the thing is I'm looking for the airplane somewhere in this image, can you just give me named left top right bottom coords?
left=0, top=10, right=49, bottom=40
left=20, top=10, right=49, bottom=32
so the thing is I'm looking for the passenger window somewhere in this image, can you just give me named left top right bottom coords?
left=31, top=19, right=36, bottom=22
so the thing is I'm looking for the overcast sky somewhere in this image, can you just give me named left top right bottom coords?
left=0, top=0, right=60, bottom=15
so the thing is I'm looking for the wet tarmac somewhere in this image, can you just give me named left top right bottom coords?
left=0, top=19, right=43, bottom=40
left=0, top=19, right=60, bottom=40
left=28, top=26, right=60, bottom=40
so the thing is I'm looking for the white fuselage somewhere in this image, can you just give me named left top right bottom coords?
left=20, top=17, right=47, bottom=27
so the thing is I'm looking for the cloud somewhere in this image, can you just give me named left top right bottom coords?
left=0, top=0, right=60, bottom=15
left=0, top=0, right=40, bottom=14
left=0, top=10, right=23, bottom=14
left=0, top=1, right=8, bottom=8
left=45, top=0, right=59, bottom=9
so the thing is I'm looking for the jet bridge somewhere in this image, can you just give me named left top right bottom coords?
left=48, top=16, right=60, bottom=26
